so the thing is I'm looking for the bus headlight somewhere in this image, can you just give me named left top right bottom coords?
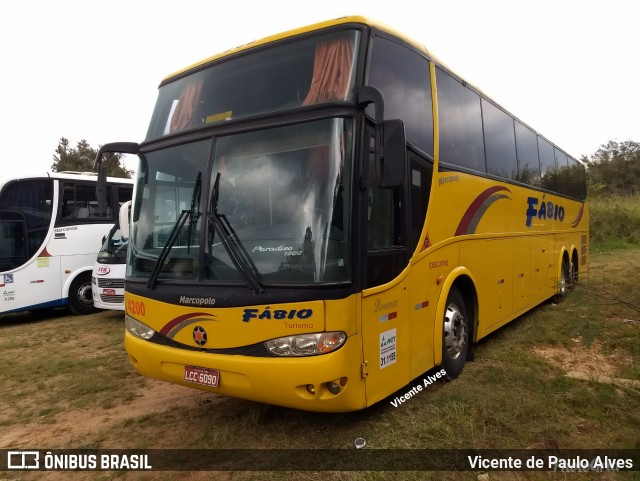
left=265, top=332, right=346, bottom=356
left=125, top=314, right=155, bottom=340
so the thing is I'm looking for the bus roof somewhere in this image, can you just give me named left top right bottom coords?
left=0, top=172, right=133, bottom=188
left=160, top=15, right=579, bottom=165
left=162, top=15, right=483, bottom=108
left=165, top=16, right=445, bottom=81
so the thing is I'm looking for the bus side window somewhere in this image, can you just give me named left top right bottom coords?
left=367, top=35, right=433, bottom=158
left=409, top=155, right=432, bottom=252
left=60, top=182, right=113, bottom=222
left=436, top=67, right=486, bottom=173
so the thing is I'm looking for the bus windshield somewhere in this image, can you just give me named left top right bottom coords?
left=0, top=179, right=54, bottom=271
left=145, top=30, right=359, bottom=140
left=129, top=118, right=353, bottom=286
left=97, top=225, right=128, bottom=265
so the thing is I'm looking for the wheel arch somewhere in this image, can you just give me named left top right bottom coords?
left=561, top=246, right=570, bottom=267
left=555, top=245, right=574, bottom=301
left=557, top=246, right=571, bottom=287
left=62, top=267, right=94, bottom=299
left=433, top=267, right=479, bottom=367
left=570, top=245, right=580, bottom=282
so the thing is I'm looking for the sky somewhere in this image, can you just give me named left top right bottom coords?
left=0, top=0, right=638, bottom=179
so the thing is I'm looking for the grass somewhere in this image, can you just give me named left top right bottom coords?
left=0, top=309, right=144, bottom=427
left=1, top=250, right=639, bottom=481
left=589, top=194, right=640, bottom=251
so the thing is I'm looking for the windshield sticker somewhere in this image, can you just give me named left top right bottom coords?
left=252, top=245, right=302, bottom=256
left=206, top=111, right=232, bottom=123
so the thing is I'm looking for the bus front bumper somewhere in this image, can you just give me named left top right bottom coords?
left=124, top=331, right=366, bottom=412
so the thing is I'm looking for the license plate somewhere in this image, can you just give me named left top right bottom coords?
left=184, top=365, right=219, bottom=387
left=102, top=289, right=116, bottom=296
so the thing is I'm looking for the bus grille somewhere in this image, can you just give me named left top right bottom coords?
left=96, top=278, right=125, bottom=289
left=100, top=294, right=125, bottom=304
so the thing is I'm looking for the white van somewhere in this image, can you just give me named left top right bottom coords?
left=91, top=201, right=130, bottom=310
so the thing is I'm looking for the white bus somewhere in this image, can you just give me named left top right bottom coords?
left=0, top=172, right=133, bottom=315
left=91, top=201, right=131, bottom=310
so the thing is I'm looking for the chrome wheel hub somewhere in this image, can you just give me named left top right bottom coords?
left=77, top=284, right=93, bottom=306
left=443, top=303, right=466, bottom=359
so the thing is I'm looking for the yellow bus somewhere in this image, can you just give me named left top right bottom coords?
left=99, top=16, right=588, bottom=412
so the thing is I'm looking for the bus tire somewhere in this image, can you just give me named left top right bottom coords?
left=441, top=286, right=469, bottom=380
left=570, top=252, right=579, bottom=287
left=554, top=258, right=570, bottom=303
left=68, top=272, right=98, bottom=315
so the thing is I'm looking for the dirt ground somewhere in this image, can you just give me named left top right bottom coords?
left=1, top=311, right=633, bottom=450
left=0, top=379, right=217, bottom=448
left=0, top=308, right=227, bottom=451
left=531, top=337, right=633, bottom=379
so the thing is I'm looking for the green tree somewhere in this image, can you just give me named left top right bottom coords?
left=585, top=139, right=640, bottom=196
left=51, top=137, right=133, bottom=178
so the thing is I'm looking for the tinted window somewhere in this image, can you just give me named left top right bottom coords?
left=482, top=99, right=517, bottom=179
left=571, top=158, right=587, bottom=200
left=61, top=183, right=113, bottom=221
left=368, top=37, right=433, bottom=156
left=118, top=185, right=133, bottom=206
left=437, top=68, right=485, bottom=172
left=555, top=148, right=570, bottom=196
left=538, top=137, right=556, bottom=191
left=409, top=156, right=432, bottom=252
left=147, top=30, right=360, bottom=140
left=0, top=179, right=54, bottom=269
left=514, top=121, right=541, bottom=186
left=366, top=128, right=407, bottom=288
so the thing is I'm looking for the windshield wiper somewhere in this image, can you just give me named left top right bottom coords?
left=147, top=172, right=202, bottom=290
left=186, top=172, right=202, bottom=253
left=208, top=172, right=264, bottom=294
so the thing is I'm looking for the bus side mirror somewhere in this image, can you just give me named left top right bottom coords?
left=377, top=119, right=406, bottom=188
left=119, top=200, right=132, bottom=240
left=94, top=142, right=139, bottom=217
left=358, top=87, right=406, bottom=188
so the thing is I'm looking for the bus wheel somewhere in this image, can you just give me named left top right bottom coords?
left=442, top=286, right=469, bottom=380
left=570, top=255, right=579, bottom=287
left=69, top=273, right=98, bottom=315
left=555, top=259, right=570, bottom=302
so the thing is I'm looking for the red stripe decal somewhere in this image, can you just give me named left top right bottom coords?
left=160, top=312, right=214, bottom=336
left=455, top=186, right=510, bottom=236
